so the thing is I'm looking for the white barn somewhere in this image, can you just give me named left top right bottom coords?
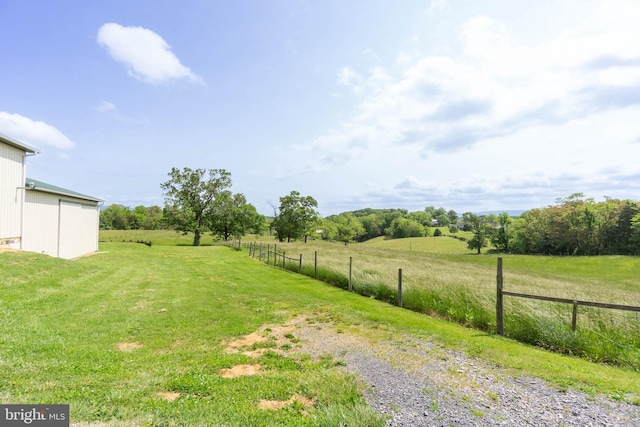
left=0, top=133, right=102, bottom=259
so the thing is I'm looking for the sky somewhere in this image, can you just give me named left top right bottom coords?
left=2, top=0, right=640, bottom=217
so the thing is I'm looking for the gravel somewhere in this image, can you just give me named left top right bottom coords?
left=292, top=317, right=640, bottom=427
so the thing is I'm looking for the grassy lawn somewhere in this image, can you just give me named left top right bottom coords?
left=101, top=232, right=640, bottom=367
left=2, top=241, right=640, bottom=426
left=1, top=244, right=384, bottom=426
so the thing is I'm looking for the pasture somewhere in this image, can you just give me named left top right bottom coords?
left=99, top=231, right=640, bottom=369
left=2, top=236, right=640, bottom=426
left=237, top=232, right=640, bottom=369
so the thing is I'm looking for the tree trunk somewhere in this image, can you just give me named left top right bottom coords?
left=193, top=230, right=201, bottom=246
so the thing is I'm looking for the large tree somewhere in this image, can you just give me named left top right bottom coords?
left=272, top=191, right=320, bottom=242
left=491, top=212, right=512, bottom=252
left=325, top=213, right=365, bottom=244
left=209, top=191, right=265, bottom=241
left=463, top=212, right=496, bottom=254
left=99, top=204, right=131, bottom=230
left=161, top=167, right=232, bottom=246
left=386, top=217, right=426, bottom=238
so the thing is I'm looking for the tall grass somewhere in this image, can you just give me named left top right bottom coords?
left=242, top=236, right=640, bottom=370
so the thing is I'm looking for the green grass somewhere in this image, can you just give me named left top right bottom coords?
left=3, top=242, right=640, bottom=426
left=362, top=234, right=472, bottom=254
left=0, top=244, right=384, bottom=426
left=117, top=230, right=640, bottom=367
left=238, top=233, right=640, bottom=369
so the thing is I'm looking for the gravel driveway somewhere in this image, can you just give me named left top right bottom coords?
left=292, top=316, right=640, bottom=427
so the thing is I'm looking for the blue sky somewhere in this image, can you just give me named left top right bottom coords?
left=2, top=0, right=640, bottom=216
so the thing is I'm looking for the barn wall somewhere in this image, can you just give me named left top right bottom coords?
left=58, top=200, right=99, bottom=259
left=23, top=192, right=100, bottom=259
left=22, top=191, right=60, bottom=256
left=0, top=143, right=24, bottom=249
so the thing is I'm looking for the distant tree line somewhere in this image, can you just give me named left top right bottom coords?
left=100, top=204, right=165, bottom=230
left=103, top=174, right=640, bottom=255
left=318, top=206, right=459, bottom=244
left=508, top=194, right=640, bottom=255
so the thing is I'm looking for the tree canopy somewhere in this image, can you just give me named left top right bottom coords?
left=208, top=191, right=265, bottom=241
left=160, top=167, right=232, bottom=246
left=272, top=191, right=320, bottom=242
left=100, top=204, right=164, bottom=230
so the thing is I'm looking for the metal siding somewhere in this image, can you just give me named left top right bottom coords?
left=0, top=143, right=24, bottom=249
left=23, top=193, right=99, bottom=259
left=23, top=191, right=60, bottom=256
left=58, top=199, right=99, bottom=259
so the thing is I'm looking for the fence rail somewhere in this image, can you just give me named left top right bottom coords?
left=495, top=256, right=640, bottom=335
left=241, top=242, right=640, bottom=343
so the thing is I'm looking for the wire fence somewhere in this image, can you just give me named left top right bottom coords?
left=216, top=239, right=640, bottom=368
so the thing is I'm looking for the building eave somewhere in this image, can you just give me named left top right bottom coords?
left=0, top=132, right=39, bottom=154
left=25, top=178, right=103, bottom=203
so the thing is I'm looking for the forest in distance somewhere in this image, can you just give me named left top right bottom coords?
left=100, top=192, right=640, bottom=257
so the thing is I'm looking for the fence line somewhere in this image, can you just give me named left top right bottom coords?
left=495, top=256, right=640, bottom=334
left=242, top=242, right=640, bottom=342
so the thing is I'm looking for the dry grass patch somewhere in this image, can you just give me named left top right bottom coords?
left=259, top=393, right=315, bottom=411
left=218, top=364, right=262, bottom=378
left=157, top=391, right=181, bottom=401
left=224, top=323, right=299, bottom=357
left=116, top=342, right=143, bottom=352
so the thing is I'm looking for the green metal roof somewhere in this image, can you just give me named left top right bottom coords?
left=26, top=178, right=103, bottom=203
left=0, top=132, right=39, bottom=154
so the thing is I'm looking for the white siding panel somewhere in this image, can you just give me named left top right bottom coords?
left=58, top=200, right=99, bottom=259
left=23, top=191, right=60, bottom=256
left=0, top=143, right=24, bottom=248
left=23, top=193, right=99, bottom=259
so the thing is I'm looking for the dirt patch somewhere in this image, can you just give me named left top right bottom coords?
left=129, top=302, right=148, bottom=311
left=116, top=342, right=143, bottom=352
left=224, top=324, right=298, bottom=357
left=218, top=364, right=262, bottom=378
left=259, top=393, right=315, bottom=411
left=157, top=391, right=181, bottom=402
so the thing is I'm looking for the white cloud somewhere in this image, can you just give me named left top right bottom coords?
left=94, top=100, right=151, bottom=125
left=426, top=0, right=448, bottom=16
left=337, top=66, right=363, bottom=90
left=97, top=23, right=204, bottom=85
left=303, top=0, right=640, bottom=167
left=95, top=101, right=116, bottom=112
left=0, top=112, right=74, bottom=150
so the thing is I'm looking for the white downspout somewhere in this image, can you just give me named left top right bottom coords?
left=19, top=153, right=27, bottom=250
left=19, top=151, right=37, bottom=250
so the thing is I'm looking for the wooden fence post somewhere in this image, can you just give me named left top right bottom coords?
left=348, top=256, right=353, bottom=292
left=282, top=251, right=286, bottom=268
left=274, top=244, right=277, bottom=266
left=299, top=254, right=302, bottom=274
left=496, top=257, right=504, bottom=336
left=267, top=244, right=270, bottom=265
left=398, top=268, right=403, bottom=308
left=572, top=301, right=578, bottom=332
left=259, top=242, right=263, bottom=259
left=314, top=251, right=318, bottom=279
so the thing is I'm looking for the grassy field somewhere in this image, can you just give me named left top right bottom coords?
left=98, top=231, right=640, bottom=368
left=232, top=233, right=640, bottom=369
left=3, top=240, right=640, bottom=426
left=1, top=243, right=385, bottom=426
